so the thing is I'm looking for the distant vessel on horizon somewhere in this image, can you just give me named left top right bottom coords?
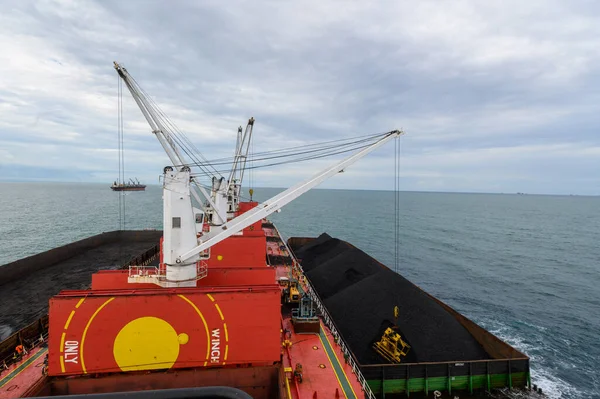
left=110, top=178, right=146, bottom=191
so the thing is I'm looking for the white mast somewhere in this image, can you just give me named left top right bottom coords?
left=113, top=62, right=228, bottom=225
left=225, top=117, right=255, bottom=217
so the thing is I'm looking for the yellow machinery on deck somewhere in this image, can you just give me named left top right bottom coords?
left=279, top=277, right=301, bottom=304
left=373, top=327, right=411, bottom=364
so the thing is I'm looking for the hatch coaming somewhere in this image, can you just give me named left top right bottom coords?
left=48, top=287, right=280, bottom=376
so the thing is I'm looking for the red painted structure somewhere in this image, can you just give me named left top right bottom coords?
left=5, top=202, right=370, bottom=398
left=91, top=268, right=277, bottom=290
left=46, top=201, right=282, bottom=382
left=205, top=236, right=267, bottom=268
left=0, top=347, right=47, bottom=399
left=48, top=287, right=281, bottom=376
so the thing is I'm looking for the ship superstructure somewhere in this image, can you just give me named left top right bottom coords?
left=0, top=62, right=532, bottom=399
left=39, top=63, right=402, bottom=397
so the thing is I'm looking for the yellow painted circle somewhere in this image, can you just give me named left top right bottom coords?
left=178, top=333, right=189, bottom=345
left=217, top=255, right=223, bottom=261
left=113, top=316, right=184, bottom=371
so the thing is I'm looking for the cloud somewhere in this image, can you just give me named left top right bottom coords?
left=0, top=0, right=599, bottom=194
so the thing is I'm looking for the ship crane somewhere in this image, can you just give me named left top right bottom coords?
left=113, top=62, right=228, bottom=226
left=131, top=129, right=403, bottom=287
left=114, top=62, right=404, bottom=287
left=176, top=129, right=404, bottom=263
left=224, top=117, right=255, bottom=217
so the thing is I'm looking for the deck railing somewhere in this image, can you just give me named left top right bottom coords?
left=0, top=330, right=48, bottom=377
left=271, top=223, right=377, bottom=399
left=128, top=261, right=208, bottom=282
left=123, top=244, right=160, bottom=268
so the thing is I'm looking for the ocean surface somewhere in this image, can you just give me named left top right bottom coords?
left=0, top=182, right=598, bottom=399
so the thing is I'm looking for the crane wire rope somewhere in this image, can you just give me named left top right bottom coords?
left=159, top=131, right=387, bottom=181
left=200, top=132, right=385, bottom=165
left=394, top=135, right=402, bottom=273
left=250, top=123, right=254, bottom=199
left=126, top=73, right=221, bottom=179
left=187, top=135, right=385, bottom=178
left=203, top=135, right=382, bottom=166
left=117, top=74, right=126, bottom=231
left=119, top=71, right=214, bottom=179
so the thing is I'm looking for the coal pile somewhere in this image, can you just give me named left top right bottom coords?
left=293, top=233, right=489, bottom=364
left=0, top=233, right=161, bottom=340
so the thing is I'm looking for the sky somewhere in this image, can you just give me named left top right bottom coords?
left=0, top=0, right=599, bottom=195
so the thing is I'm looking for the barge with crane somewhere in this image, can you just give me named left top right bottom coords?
left=110, top=178, right=146, bottom=191
left=0, top=62, right=531, bottom=399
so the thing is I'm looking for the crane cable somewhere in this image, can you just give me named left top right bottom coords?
left=117, top=73, right=126, bottom=231
left=203, top=131, right=384, bottom=164
left=187, top=133, right=388, bottom=178
left=394, top=135, right=402, bottom=273
left=126, top=73, right=221, bottom=179
left=198, top=134, right=384, bottom=167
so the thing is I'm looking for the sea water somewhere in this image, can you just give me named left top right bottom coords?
left=0, top=182, right=598, bottom=399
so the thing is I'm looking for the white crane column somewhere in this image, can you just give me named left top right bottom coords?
left=162, top=166, right=201, bottom=287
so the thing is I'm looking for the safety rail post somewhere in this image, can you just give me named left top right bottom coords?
left=448, top=363, right=452, bottom=395
left=406, top=365, right=410, bottom=397
left=469, top=362, right=473, bottom=394
left=508, top=360, right=512, bottom=389
left=381, top=366, right=386, bottom=399
left=425, top=365, right=428, bottom=395
left=128, top=265, right=161, bottom=278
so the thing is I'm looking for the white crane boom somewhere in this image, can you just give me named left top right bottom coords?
left=176, top=129, right=404, bottom=263
left=226, top=117, right=254, bottom=195
left=113, top=62, right=227, bottom=224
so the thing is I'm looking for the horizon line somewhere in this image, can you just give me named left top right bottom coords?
left=0, top=179, right=597, bottom=197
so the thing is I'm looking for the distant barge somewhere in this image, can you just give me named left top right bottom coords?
left=110, top=178, right=146, bottom=191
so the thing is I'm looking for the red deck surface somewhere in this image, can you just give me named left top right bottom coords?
left=0, top=346, right=46, bottom=399
left=269, top=225, right=364, bottom=399
left=48, top=287, right=281, bottom=376
left=263, top=227, right=277, bottom=237
left=267, top=241, right=290, bottom=257
left=3, top=214, right=371, bottom=398
left=282, top=317, right=363, bottom=399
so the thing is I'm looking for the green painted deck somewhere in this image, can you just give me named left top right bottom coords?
left=319, top=327, right=358, bottom=399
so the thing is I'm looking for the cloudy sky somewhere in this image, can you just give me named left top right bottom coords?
left=0, top=0, right=599, bottom=195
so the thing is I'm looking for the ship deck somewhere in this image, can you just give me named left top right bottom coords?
left=281, top=311, right=363, bottom=399
left=0, top=346, right=46, bottom=399
left=267, top=224, right=365, bottom=399
left=0, top=230, right=161, bottom=336
left=1, top=224, right=373, bottom=398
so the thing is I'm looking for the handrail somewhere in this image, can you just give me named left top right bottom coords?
left=271, top=223, right=377, bottom=399
left=124, top=244, right=160, bottom=268
left=1, top=331, right=48, bottom=373
left=31, top=387, right=254, bottom=399
left=128, top=261, right=208, bottom=283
